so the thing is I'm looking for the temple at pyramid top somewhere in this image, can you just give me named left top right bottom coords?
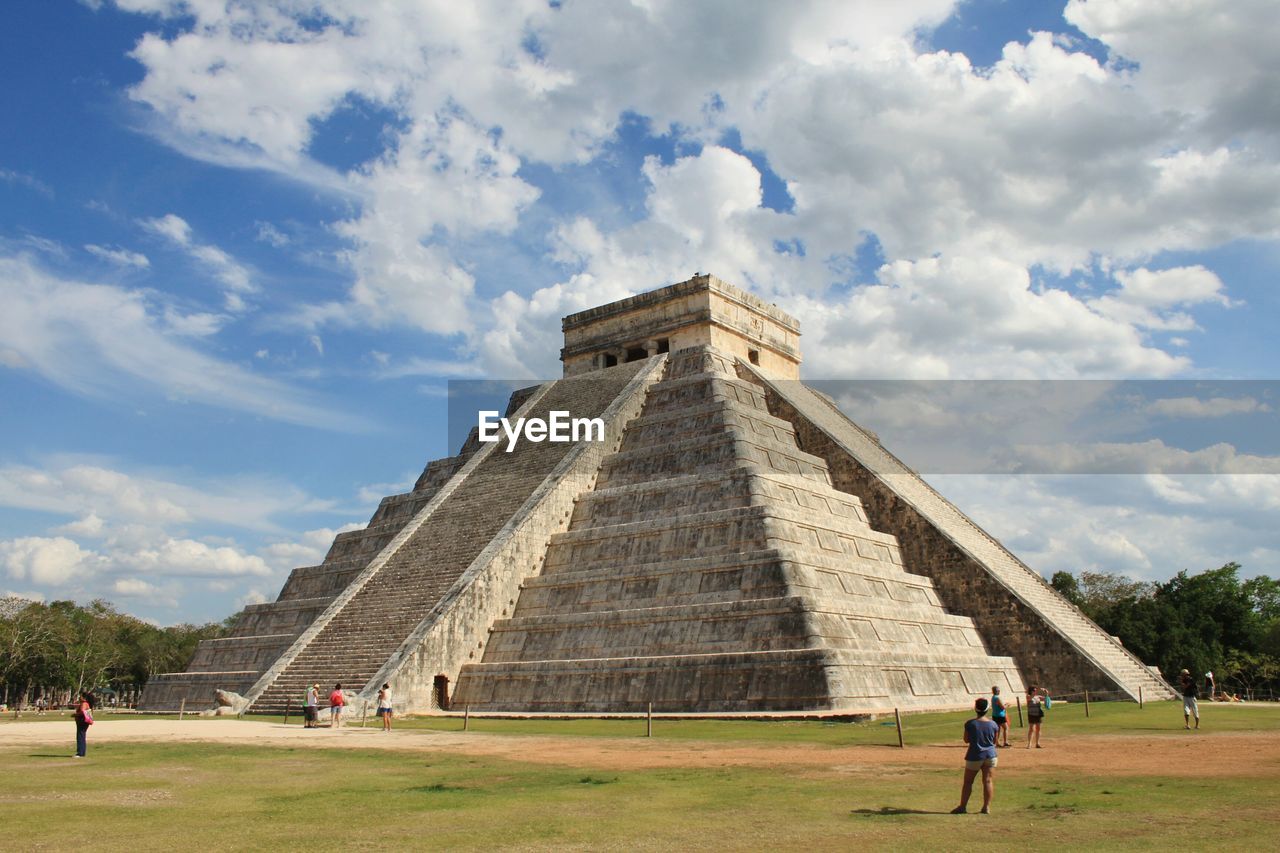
left=561, top=273, right=801, bottom=379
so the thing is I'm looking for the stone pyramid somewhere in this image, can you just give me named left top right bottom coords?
left=142, top=274, right=1175, bottom=714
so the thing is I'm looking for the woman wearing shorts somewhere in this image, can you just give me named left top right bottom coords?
left=952, top=697, right=999, bottom=814
left=1026, top=685, right=1045, bottom=748
left=377, top=683, right=393, bottom=731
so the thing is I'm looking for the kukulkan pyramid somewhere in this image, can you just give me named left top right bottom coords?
left=142, top=275, right=1176, bottom=714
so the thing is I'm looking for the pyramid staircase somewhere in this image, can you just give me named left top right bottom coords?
left=451, top=348, right=1023, bottom=712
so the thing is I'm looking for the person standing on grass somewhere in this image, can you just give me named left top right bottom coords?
left=329, top=683, right=345, bottom=729
left=1026, top=685, right=1045, bottom=748
left=952, top=697, right=999, bottom=815
left=377, top=683, right=393, bottom=732
left=991, top=685, right=1010, bottom=747
left=73, top=691, right=95, bottom=758
left=1179, top=669, right=1200, bottom=730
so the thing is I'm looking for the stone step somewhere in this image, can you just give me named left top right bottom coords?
left=596, top=431, right=830, bottom=489
left=618, top=398, right=799, bottom=453
left=636, top=373, right=770, bottom=417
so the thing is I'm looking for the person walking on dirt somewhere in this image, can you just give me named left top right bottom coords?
left=1179, top=669, right=1200, bottom=729
left=1026, top=685, right=1046, bottom=748
left=329, top=683, right=345, bottom=729
left=952, top=697, right=999, bottom=815
left=991, top=685, right=1010, bottom=747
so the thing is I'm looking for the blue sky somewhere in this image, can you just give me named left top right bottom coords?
left=2, top=0, right=1278, bottom=623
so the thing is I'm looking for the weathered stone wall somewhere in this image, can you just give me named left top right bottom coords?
left=139, top=671, right=259, bottom=711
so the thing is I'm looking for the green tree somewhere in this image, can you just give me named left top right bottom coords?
left=1051, top=571, right=1082, bottom=607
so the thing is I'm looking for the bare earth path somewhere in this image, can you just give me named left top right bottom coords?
left=4, top=718, right=1276, bottom=778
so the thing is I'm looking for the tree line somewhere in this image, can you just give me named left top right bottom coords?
left=1052, top=562, right=1280, bottom=698
left=0, top=596, right=233, bottom=709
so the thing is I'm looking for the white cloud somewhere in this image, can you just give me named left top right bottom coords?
left=0, top=456, right=389, bottom=605
left=737, top=33, right=1280, bottom=271
left=161, top=306, right=225, bottom=337
left=85, top=244, right=151, bottom=268
left=0, top=536, right=97, bottom=585
left=236, top=588, right=269, bottom=608
left=260, top=523, right=363, bottom=571
left=934, top=472, right=1280, bottom=582
left=1145, top=396, right=1270, bottom=419
left=0, top=459, right=342, bottom=534
left=481, top=145, right=1220, bottom=379
left=255, top=221, right=289, bottom=247
left=0, top=254, right=367, bottom=430
left=799, top=256, right=1190, bottom=379
left=126, top=537, right=272, bottom=577
left=1002, top=439, right=1280, bottom=476
left=1, top=589, right=45, bottom=603
left=56, top=513, right=107, bottom=538
left=1089, top=266, right=1232, bottom=331
left=139, top=212, right=191, bottom=245
left=140, top=213, right=255, bottom=310
left=0, top=167, right=54, bottom=197
left=111, top=0, right=1280, bottom=379
left=1064, top=0, right=1280, bottom=148
left=111, top=577, right=176, bottom=608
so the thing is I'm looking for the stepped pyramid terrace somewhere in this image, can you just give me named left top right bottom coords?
left=141, top=274, right=1176, bottom=715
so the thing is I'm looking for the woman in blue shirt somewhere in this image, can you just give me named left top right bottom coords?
left=952, top=697, right=1000, bottom=814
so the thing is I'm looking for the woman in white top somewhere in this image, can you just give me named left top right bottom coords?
left=377, top=683, right=393, bottom=731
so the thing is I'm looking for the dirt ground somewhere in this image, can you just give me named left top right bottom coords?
left=4, top=718, right=1277, bottom=778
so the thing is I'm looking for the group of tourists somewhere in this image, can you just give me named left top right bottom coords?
left=300, top=682, right=395, bottom=731
left=952, top=684, right=1052, bottom=815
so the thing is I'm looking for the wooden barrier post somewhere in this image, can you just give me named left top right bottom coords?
left=283, top=698, right=292, bottom=726
left=1016, top=695, right=1024, bottom=728
left=1139, top=686, right=1144, bottom=709
left=894, top=708, right=905, bottom=748
left=646, top=702, right=653, bottom=738
left=1084, top=690, right=1091, bottom=718
left=361, top=701, right=369, bottom=728
left=463, top=704, right=470, bottom=731
left=178, top=698, right=186, bottom=721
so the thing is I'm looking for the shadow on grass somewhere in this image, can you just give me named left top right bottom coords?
left=851, top=806, right=949, bottom=816
left=27, top=754, right=74, bottom=759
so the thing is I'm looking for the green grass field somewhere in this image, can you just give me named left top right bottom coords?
left=3, top=702, right=1277, bottom=850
